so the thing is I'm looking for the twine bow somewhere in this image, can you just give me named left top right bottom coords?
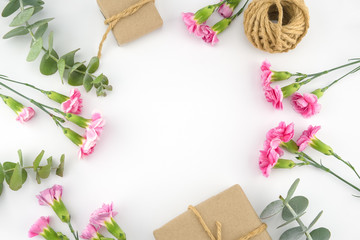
left=97, top=0, right=155, bottom=58
left=188, top=205, right=267, bottom=240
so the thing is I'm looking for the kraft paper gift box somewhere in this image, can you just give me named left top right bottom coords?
left=97, top=0, right=163, bottom=45
left=153, top=185, right=271, bottom=240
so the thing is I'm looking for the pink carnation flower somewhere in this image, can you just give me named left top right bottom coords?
left=37, top=185, right=63, bottom=206
left=259, top=138, right=283, bottom=177
left=291, top=93, right=321, bottom=118
left=79, top=133, right=97, bottom=159
left=80, top=224, right=100, bottom=240
left=87, top=113, right=105, bottom=137
left=261, top=61, right=273, bottom=88
left=199, top=25, right=219, bottom=46
left=297, top=125, right=321, bottom=152
left=264, top=85, right=283, bottom=110
left=266, top=121, right=294, bottom=143
left=182, top=12, right=200, bottom=35
left=90, top=203, right=118, bottom=226
left=16, top=107, right=35, bottom=123
left=28, top=216, right=50, bottom=238
left=217, top=3, right=233, bottom=18
left=61, top=88, right=83, bottom=114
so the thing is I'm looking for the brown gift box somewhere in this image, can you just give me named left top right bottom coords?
left=153, top=185, right=271, bottom=240
left=97, top=0, right=163, bottom=45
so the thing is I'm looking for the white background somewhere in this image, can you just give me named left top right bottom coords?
left=0, top=0, right=360, bottom=239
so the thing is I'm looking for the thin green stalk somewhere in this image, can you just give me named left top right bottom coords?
left=330, top=151, right=360, bottom=180
left=231, top=0, right=250, bottom=19
left=321, top=66, right=360, bottom=92
left=279, top=195, right=313, bottom=240
left=0, top=75, right=46, bottom=93
left=298, top=152, right=360, bottom=193
left=68, top=222, right=79, bottom=240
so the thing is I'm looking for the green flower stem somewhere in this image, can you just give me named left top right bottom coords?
left=0, top=75, right=46, bottom=93
left=295, top=59, right=360, bottom=82
left=330, top=151, right=360, bottom=180
left=321, top=65, right=360, bottom=92
left=298, top=152, right=360, bottom=193
left=3, top=166, right=57, bottom=173
left=279, top=195, right=313, bottom=240
left=0, top=81, right=65, bottom=128
left=230, top=0, right=250, bottom=20
left=68, top=222, right=79, bottom=240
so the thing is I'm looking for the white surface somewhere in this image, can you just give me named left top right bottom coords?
left=0, top=0, right=360, bottom=239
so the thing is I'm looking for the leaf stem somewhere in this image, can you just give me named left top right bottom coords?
left=279, top=195, right=313, bottom=240
left=330, top=151, right=360, bottom=180
left=68, top=222, right=79, bottom=240
left=231, top=0, right=250, bottom=19
left=321, top=65, right=360, bottom=92
left=0, top=75, right=46, bottom=93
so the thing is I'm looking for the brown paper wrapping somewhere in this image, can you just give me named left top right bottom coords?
left=97, top=0, right=163, bottom=45
left=153, top=185, right=271, bottom=240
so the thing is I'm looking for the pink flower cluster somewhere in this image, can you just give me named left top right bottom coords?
left=61, top=88, right=83, bottom=114
left=261, top=61, right=321, bottom=117
left=182, top=12, right=219, bottom=46
left=80, top=203, right=118, bottom=239
left=79, top=113, right=105, bottom=159
left=259, top=122, right=321, bottom=177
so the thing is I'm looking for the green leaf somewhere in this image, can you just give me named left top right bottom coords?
left=280, top=227, right=303, bottom=240
left=33, top=23, right=48, bottom=39
left=9, top=163, right=23, bottom=191
left=68, top=64, right=86, bottom=86
left=32, top=6, right=43, bottom=15
left=3, top=162, right=16, bottom=185
left=48, top=31, right=54, bottom=53
left=83, top=74, right=93, bottom=92
left=93, top=74, right=104, bottom=85
left=310, top=228, right=331, bottom=240
left=40, top=50, right=59, bottom=75
left=57, top=58, right=66, bottom=82
left=0, top=183, right=3, bottom=196
left=9, top=7, right=34, bottom=27
left=260, top=200, right=284, bottom=219
left=0, top=163, right=4, bottom=184
left=2, top=0, right=20, bottom=17
left=27, top=37, right=43, bottom=62
left=56, top=154, right=65, bottom=177
left=33, top=150, right=45, bottom=171
left=282, top=196, right=309, bottom=221
left=286, top=178, right=300, bottom=202
left=87, top=56, right=99, bottom=74
left=308, top=211, right=323, bottom=230
left=277, top=211, right=306, bottom=228
left=60, top=49, right=79, bottom=66
left=36, top=172, right=41, bottom=184
left=23, top=0, right=44, bottom=7
left=3, top=26, right=28, bottom=39
left=38, top=157, right=52, bottom=179
left=28, top=18, right=53, bottom=30
left=17, top=149, right=23, bottom=167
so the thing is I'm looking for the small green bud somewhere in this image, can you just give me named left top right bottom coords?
left=281, top=83, right=301, bottom=98
left=311, top=88, right=324, bottom=99
left=105, top=218, right=126, bottom=240
left=310, top=137, right=333, bottom=156
left=63, top=128, right=84, bottom=146
left=281, top=140, right=299, bottom=154
left=212, top=18, right=232, bottom=34
left=45, top=91, right=69, bottom=104
left=65, top=113, right=90, bottom=128
left=0, top=95, right=24, bottom=113
left=272, top=71, right=292, bottom=81
left=274, top=159, right=296, bottom=169
left=52, top=199, right=71, bottom=223
left=194, top=5, right=217, bottom=24
left=41, top=227, right=61, bottom=240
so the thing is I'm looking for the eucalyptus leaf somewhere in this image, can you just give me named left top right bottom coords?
left=0, top=183, right=3, bottom=196
left=93, top=74, right=104, bottom=86
left=38, top=157, right=52, bottom=179
left=40, top=49, right=59, bottom=75
left=310, top=228, right=331, bottom=240
left=87, top=56, right=99, bottom=74
left=36, top=172, right=41, bottom=184
left=48, top=31, right=53, bottom=53
left=23, top=0, right=44, bottom=7
left=68, top=64, right=86, bottom=86
left=0, top=163, right=4, bottom=184
left=9, top=7, right=34, bottom=27
left=282, top=196, right=309, bottom=221
left=32, top=6, right=43, bottom=15
left=279, top=226, right=304, bottom=240
left=28, top=18, right=53, bottom=30
left=1, top=0, right=20, bottom=18
left=286, top=178, right=300, bottom=202
left=308, top=211, right=323, bottom=230
left=57, top=58, right=66, bottom=82
left=17, top=149, right=23, bottom=167
left=9, top=163, right=23, bottom=191
left=60, top=48, right=79, bottom=66
left=56, top=154, right=65, bottom=177
left=33, top=150, right=44, bottom=171
left=3, top=162, right=16, bottom=185
left=27, top=37, right=43, bottom=62
left=260, top=200, right=284, bottom=219
left=277, top=211, right=306, bottom=229
left=83, top=74, right=93, bottom=92
left=33, top=23, right=48, bottom=39
left=3, top=26, right=28, bottom=39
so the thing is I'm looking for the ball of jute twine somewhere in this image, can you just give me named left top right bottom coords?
left=243, top=0, right=309, bottom=53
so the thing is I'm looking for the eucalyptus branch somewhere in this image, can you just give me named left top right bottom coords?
left=2, top=0, right=112, bottom=97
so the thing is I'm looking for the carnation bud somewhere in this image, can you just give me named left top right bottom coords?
left=310, top=137, right=333, bottom=156
left=281, top=83, right=301, bottom=98
left=194, top=5, right=217, bottom=23
left=274, top=159, right=296, bottom=169
left=272, top=71, right=292, bottom=81
left=311, top=88, right=324, bottom=99
left=63, top=128, right=84, bottom=146
left=45, top=91, right=69, bottom=104
left=281, top=140, right=299, bottom=154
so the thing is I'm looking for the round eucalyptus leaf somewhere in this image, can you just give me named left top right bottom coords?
left=279, top=226, right=303, bottom=240
left=27, top=37, right=43, bottom=62
left=282, top=196, right=309, bottom=221
left=2, top=0, right=20, bottom=18
left=260, top=200, right=284, bottom=219
left=83, top=74, right=93, bottom=92
left=310, top=228, right=331, bottom=240
left=60, top=49, right=79, bottom=67
left=40, top=50, right=59, bottom=75
left=87, top=56, right=99, bottom=74
left=9, top=163, right=23, bottom=191
left=68, top=64, right=86, bottom=86
left=9, top=7, right=34, bottom=27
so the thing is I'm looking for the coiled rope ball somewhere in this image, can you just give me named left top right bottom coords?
left=243, top=0, right=309, bottom=53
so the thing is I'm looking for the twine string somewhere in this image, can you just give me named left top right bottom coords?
left=188, top=205, right=267, bottom=240
left=97, top=0, right=154, bottom=58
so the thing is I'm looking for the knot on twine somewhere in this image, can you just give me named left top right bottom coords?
left=188, top=205, right=267, bottom=240
left=243, top=0, right=309, bottom=53
left=97, top=0, right=154, bottom=58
